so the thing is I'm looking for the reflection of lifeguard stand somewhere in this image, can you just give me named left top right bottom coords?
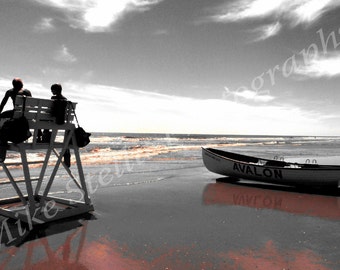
left=0, top=96, right=93, bottom=225
left=0, top=217, right=90, bottom=268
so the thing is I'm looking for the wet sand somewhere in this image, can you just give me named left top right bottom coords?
left=0, top=149, right=339, bottom=269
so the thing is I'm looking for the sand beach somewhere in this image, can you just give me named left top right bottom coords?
left=0, top=134, right=339, bottom=269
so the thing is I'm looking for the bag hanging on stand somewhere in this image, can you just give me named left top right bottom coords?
left=0, top=96, right=32, bottom=144
left=70, top=102, right=91, bottom=147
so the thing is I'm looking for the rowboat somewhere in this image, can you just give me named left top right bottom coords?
left=202, top=148, right=340, bottom=188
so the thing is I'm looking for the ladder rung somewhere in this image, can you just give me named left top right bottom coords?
left=0, top=177, right=40, bottom=185
left=2, top=160, right=45, bottom=166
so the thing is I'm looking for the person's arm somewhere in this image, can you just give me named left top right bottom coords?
left=0, top=91, right=10, bottom=114
left=25, top=89, right=32, bottom=97
left=20, top=89, right=32, bottom=97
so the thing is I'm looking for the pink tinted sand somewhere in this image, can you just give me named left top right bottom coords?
left=0, top=140, right=339, bottom=269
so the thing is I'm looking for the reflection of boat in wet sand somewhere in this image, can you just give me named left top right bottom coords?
left=202, top=148, right=340, bottom=188
left=203, top=182, right=340, bottom=220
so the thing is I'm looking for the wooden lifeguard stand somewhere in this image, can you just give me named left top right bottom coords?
left=0, top=96, right=93, bottom=226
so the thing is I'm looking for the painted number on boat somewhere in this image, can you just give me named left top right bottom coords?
left=233, top=163, right=283, bottom=179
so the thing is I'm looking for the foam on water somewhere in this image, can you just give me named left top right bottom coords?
left=3, top=133, right=340, bottom=166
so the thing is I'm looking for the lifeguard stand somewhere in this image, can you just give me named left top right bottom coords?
left=0, top=96, right=93, bottom=226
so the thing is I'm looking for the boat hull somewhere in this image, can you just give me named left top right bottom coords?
left=202, top=148, right=340, bottom=187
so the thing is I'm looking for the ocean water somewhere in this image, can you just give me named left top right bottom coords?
left=2, top=133, right=340, bottom=187
left=85, top=133, right=340, bottom=165
left=3, top=132, right=340, bottom=168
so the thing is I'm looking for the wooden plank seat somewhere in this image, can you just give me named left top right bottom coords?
left=0, top=96, right=93, bottom=227
left=11, top=96, right=76, bottom=148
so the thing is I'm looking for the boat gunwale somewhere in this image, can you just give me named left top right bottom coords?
left=202, top=147, right=340, bottom=171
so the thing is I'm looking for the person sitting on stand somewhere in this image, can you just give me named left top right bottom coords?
left=39, top=84, right=71, bottom=167
left=0, top=78, right=32, bottom=162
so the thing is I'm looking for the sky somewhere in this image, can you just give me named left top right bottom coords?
left=1, top=0, right=340, bottom=135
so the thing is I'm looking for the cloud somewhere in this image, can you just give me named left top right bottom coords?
left=223, top=87, right=275, bottom=103
left=48, top=81, right=332, bottom=135
left=53, top=45, right=77, bottom=63
left=294, top=52, right=340, bottom=78
left=208, top=0, right=340, bottom=40
left=152, top=29, right=169, bottom=36
left=291, top=0, right=339, bottom=25
left=0, top=77, right=335, bottom=135
left=251, top=22, right=282, bottom=42
left=210, top=0, right=285, bottom=22
left=33, top=17, right=56, bottom=33
left=32, top=0, right=164, bottom=32
left=234, top=90, right=275, bottom=103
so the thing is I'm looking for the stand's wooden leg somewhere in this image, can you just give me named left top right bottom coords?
left=73, top=146, right=91, bottom=205
left=35, top=130, right=58, bottom=195
left=19, top=147, right=36, bottom=216
left=1, top=163, right=26, bottom=205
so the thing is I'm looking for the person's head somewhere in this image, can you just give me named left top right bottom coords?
left=12, top=78, right=23, bottom=91
left=51, top=83, right=62, bottom=95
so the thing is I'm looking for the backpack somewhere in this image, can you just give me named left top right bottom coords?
left=0, top=96, right=32, bottom=144
left=0, top=116, right=32, bottom=143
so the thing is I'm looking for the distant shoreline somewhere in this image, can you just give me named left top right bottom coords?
left=89, top=132, right=340, bottom=139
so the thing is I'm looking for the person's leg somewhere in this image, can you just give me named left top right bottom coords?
left=63, top=149, right=71, bottom=167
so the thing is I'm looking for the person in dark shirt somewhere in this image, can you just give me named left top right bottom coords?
left=51, top=83, right=68, bottom=125
left=41, top=83, right=71, bottom=167
left=39, top=83, right=68, bottom=142
left=52, top=84, right=70, bottom=167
